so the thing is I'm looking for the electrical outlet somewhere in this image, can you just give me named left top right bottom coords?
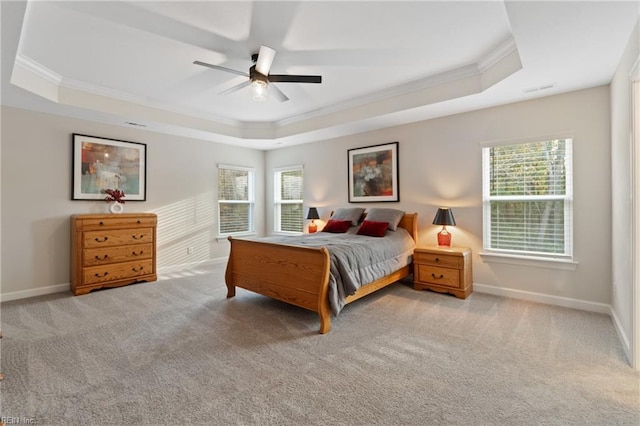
left=187, top=247, right=194, bottom=255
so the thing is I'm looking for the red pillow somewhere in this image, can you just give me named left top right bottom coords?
left=322, top=219, right=352, bottom=233
left=357, top=220, right=389, bottom=237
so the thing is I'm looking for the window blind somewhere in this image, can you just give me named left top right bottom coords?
left=275, top=167, right=303, bottom=233
left=280, top=203, right=303, bottom=232
left=218, top=166, right=254, bottom=235
left=483, top=139, right=573, bottom=257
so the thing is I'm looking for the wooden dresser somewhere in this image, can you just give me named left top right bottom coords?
left=413, top=246, right=472, bottom=299
left=70, top=213, right=157, bottom=295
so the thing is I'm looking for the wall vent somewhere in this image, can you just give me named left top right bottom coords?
left=125, top=121, right=147, bottom=127
left=523, top=83, right=556, bottom=94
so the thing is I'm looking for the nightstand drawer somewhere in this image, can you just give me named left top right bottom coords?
left=414, top=251, right=461, bottom=268
left=416, top=264, right=460, bottom=288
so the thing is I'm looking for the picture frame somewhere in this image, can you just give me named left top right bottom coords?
left=72, top=134, right=147, bottom=201
left=348, top=141, right=399, bottom=203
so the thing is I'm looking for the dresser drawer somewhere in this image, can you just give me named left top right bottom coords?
left=416, top=264, right=460, bottom=288
left=414, top=252, right=461, bottom=268
left=82, top=260, right=154, bottom=285
left=77, top=215, right=156, bottom=231
left=83, top=243, right=153, bottom=266
left=83, top=228, right=154, bottom=248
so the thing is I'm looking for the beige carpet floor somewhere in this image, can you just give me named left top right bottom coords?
left=1, top=263, right=638, bottom=425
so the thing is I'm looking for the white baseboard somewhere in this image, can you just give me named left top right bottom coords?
left=465, top=284, right=635, bottom=366
left=610, top=307, right=632, bottom=365
left=473, top=282, right=611, bottom=314
left=0, top=283, right=70, bottom=302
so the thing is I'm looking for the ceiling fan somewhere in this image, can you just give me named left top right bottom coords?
left=194, top=45, right=322, bottom=102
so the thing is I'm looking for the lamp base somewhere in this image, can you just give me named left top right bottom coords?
left=308, top=221, right=318, bottom=234
left=437, top=227, right=451, bottom=247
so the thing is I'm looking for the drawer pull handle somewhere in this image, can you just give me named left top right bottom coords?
left=435, top=257, right=440, bottom=262
left=94, top=272, right=109, bottom=278
left=137, top=220, right=141, bottom=224
left=132, top=266, right=144, bottom=272
left=431, top=273, right=444, bottom=279
left=131, top=251, right=144, bottom=256
left=95, top=255, right=109, bottom=261
left=132, top=235, right=144, bottom=240
left=94, top=237, right=108, bottom=243
left=99, top=221, right=104, bottom=226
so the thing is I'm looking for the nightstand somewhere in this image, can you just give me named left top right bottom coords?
left=413, top=246, right=472, bottom=299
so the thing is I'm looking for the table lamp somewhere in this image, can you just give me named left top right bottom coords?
left=432, top=207, right=456, bottom=247
left=307, top=207, right=320, bottom=233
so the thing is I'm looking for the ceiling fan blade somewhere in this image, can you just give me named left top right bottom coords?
left=255, top=45, right=276, bottom=76
left=193, top=61, right=248, bottom=77
left=270, top=84, right=289, bottom=103
left=268, top=74, right=322, bottom=84
left=218, top=80, right=252, bottom=95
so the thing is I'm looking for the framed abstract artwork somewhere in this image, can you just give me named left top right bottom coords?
left=72, top=134, right=147, bottom=201
left=348, top=141, right=399, bottom=202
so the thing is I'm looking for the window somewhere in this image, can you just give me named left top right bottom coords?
left=274, top=166, right=303, bottom=233
left=482, top=138, right=573, bottom=259
left=218, top=165, right=254, bottom=235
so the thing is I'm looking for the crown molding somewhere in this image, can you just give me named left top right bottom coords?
left=478, top=36, right=518, bottom=73
left=277, top=64, right=481, bottom=128
left=59, top=76, right=242, bottom=128
left=14, top=54, right=62, bottom=85
left=61, top=76, right=148, bottom=107
left=277, top=38, right=520, bottom=128
left=14, top=54, right=244, bottom=128
left=11, top=38, right=521, bottom=144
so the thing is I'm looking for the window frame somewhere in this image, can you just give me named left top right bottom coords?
left=273, top=165, right=304, bottom=235
left=480, top=135, right=577, bottom=269
left=217, top=164, right=255, bottom=237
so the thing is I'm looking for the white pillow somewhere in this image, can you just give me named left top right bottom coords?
left=365, top=208, right=405, bottom=231
left=331, top=207, right=366, bottom=226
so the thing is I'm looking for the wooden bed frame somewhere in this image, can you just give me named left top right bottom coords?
left=225, top=213, right=418, bottom=334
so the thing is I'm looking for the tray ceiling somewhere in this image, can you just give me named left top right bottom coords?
left=2, top=1, right=639, bottom=149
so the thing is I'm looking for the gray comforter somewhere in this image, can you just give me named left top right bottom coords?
left=246, top=228, right=415, bottom=315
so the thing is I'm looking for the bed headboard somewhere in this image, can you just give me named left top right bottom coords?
left=397, top=213, right=418, bottom=245
left=328, top=210, right=419, bottom=245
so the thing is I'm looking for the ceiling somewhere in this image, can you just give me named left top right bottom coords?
left=2, top=1, right=639, bottom=150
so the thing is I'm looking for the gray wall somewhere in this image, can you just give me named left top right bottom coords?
left=0, top=106, right=265, bottom=298
left=267, top=86, right=612, bottom=306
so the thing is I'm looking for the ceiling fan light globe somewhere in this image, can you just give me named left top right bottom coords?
left=251, top=80, right=268, bottom=101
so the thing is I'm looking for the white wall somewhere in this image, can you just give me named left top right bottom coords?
left=611, top=19, right=640, bottom=362
left=267, top=86, right=612, bottom=306
left=0, top=84, right=617, bottom=312
left=1, top=82, right=612, bottom=316
left=0, top=106, right=265, bottom=299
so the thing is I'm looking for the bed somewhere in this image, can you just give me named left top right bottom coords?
left=225, top=210, right=418, bottom=334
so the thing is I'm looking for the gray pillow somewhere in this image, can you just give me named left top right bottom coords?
left=365, top=208, right=405, bottom=231
left=331, top=207, right=366, bottom=226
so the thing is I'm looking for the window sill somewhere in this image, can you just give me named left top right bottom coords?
left=479, top=251, right=579, bottom=271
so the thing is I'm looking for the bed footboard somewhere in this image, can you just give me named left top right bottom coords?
left=225, top=237, right=333, bottom=333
